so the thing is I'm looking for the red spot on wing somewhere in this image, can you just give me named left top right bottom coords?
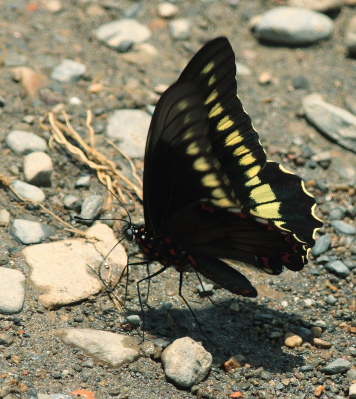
left=261, top=257, right=270, bottom=268
left=281, top=252, right=292, bottom=263
left=201, top=203, right=215, bottom=213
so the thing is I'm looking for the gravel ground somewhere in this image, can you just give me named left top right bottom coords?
left=0, top=1, right=356, bottom=399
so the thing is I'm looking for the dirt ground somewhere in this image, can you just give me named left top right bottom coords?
left=0, top=1, right=355, bottom=398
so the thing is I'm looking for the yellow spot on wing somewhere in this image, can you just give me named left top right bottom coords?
left=211, top=198, right=235, bottom=207
left=205, top=90, right=218, bottom=105
left=212, top=188, right=226, bottom=198
left=252, top=202, right=282, bottom=219
left=233, top=145, right=250, bottom=157
left=245, top=165, right=261, bottom=180
left=274, top=220, right=290, bottom=232
left=202, top=173, right=220, bottom=187
left=187, top=142, right=200, bottom=155
left=217, top=116, right=234, bottom=131
left=225, top=131, right=243, bottom=146
left=202, top=62, right=215, bottom=74
left=250, top=184, right=276, bottom=203
left=178, top=100, right=189, bottom=111
left=239, top=153, right=256, bottom=166
left=183, top=131, right=194, bottom=141
left=208, top=75, right=216, bottom=86
left=209, top=103, right=224, bottom=118
left=193, top=157, right=211, bottom=171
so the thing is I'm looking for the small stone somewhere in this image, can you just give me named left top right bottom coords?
left=95, top=19, right=151, bottom=49
left=325, top=260, right=351, bottom=278
left=289, top=0, right=343, bottom=13
left=63, top=194, right=81, bottom=211
left=329, top=207, right=346, bottom=220
left=252, top=7, right=333, bottom=46
left=12, top=219, right=54, bottom=244
left=106, top=109, right=151, bottom=158
left=169, top=19, right=190, bottom=40
left=311, top=326, right=322, bottom=338
left=258, top=71, right=272, bottom=85
left=331, top=220, right=356, bottom=235
left=345, top=15, right=356, bottom=57
left=75, top=175, right=91, bottom=188
left=224, top=356, right=242, bottom=372
left=313, top=338, right=332, bottom=349
left=10, top=180, right=46, bottom=203
left=51, top=59, right=87, bottom=83
left=162, top=337, right=212, bottom=388
left=197, top=282, right=214, bottom=296
left=350, top=384, right=356, bottom=399
left=11, top=67, right=49, bottom=97
left=140, top=341, right=155, bottom=357
left=235, top=62, right=252, bottom=77
left=292, top=75, right=310, bottom=90
left=0, top=333, right=14, bottom=346
left=326, top=294, right=337, bottom=304
left=126, top=314, right=141, bottom=328
left=312, top=234, right=331, bottom=256
left=319, top=358, right=352, bottom=374
left=79, top=195, right=104, bottom=224
left=158, top=2, right=178, bottom=18
left=6, top=130, right=47, bottom=154
left=23, top=151, right=53, bottom=186
left=121, top=43, right=159, bottom=65
left=0, top=209, right=10, bottom=226
left=0, top=268, right=26, bottom=314
left=303, top=298, right=315, bottom=307
left=284, top=332, right=303, bottom=347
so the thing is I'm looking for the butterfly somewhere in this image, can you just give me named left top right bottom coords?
left=124, top=37, right=323, bottom=298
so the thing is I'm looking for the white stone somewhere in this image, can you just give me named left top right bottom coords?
left=0, top=268, right=26, bottom=314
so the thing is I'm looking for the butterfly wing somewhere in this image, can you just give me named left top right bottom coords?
left=143, top=37, right=322, bottom=295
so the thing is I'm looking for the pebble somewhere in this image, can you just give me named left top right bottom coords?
left=10, top=180, right=46, bottom=203
left=345, top=15, right=356, bottom=57
left=11, top=219, right=55, bottom=244
left=319, top=358, right=352, bottom=374
left=126, top=314, right=141, bottom=328
left=6, top=130, right=48, bottom=154
left=311, top=326, right=322, bottom=338
left=235, top=62, right=252, bottom=77
left=75, top=174, right=91, bottom=188
left=312, top=234, right=331, bottom=256
left=302, top=93, right=356, bottom=154
left=325, top=260, right=351, bottom=278
left=78, top=195, right=104, bottom=224
left=331, top=155, right=356, bottom=184
left=169, top=18, right=190, bottom=40
left=23, top=151, right=53, bottom=186
left=54, top=329, right=140, bottom=368
left=5, top=51, right=27, bottom=67
left=158, top=2, right=178, bottom=18
left=161, top=337, right=213, bottom=388
left=292, top=75, right=310, bottom=90
left=140, top=341, right=155, bottom=357
left=11, top=66, right=49, bottom=97
left=95, top=19, right=151, bottom=49
left=0, top=333, right=14, bottom=346
left=289, top=0, right=343, bottom=12
left=331, top=220, right=356, bottom=235
left=106, top=109, right=151, bottom=158
left=0, top=267, right=26, bottom=314
left=121, top=43, right=159, bottom=65
left=24, top=223, right=126, bottom=308
left=197, top=282, right=214, bottom=296
left=326, top=294, right=337, bottom=304
left=313, top=338, right=332, bottom=349
left=63, top=194, right=81, bottom=211
left=350, top=384, right=356, bottom=399
left=0, top=209, right=10, bottom=226
left=252, top=7, right=333, bottom=46
left=51, top=59, right=87, bottom=83
left=284, top=332, right=303, bottom=347
left=329, top=207, right=345, bottom=220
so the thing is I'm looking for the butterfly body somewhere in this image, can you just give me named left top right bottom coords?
left=127, top=37, right=322, bottom=298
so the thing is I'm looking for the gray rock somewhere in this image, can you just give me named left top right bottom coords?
left=63, top=194, right=81, bottom=211
left=329, top=207, right=345, bottom=220
left=325, top=260, right=350, bottom=278
left=326, top=294, right=337, bottom=304
left=288, top=0, right=343, bottom=12
left=331, top=155, right=356, bottom=185
left=158, top=2, right=178, bottom=18
left=0, top=333, right=14, bottom=346
left=344, top=259, right=356, bottom=270
left=319, top=358, right=352, bottom=374
left=312, top=234, right=331, bottom=256
left=345, top=15, right=356, bottom=57
left=252, top=7, right=333, bottom=46
left=162, top=337, right=212, bottom=388
left=24, top=223, right=127, bottom=308
left=106, top=109, right=151, bottom=158
left=79, top=195, right=104, bottom=224
left=126, top=314, right=141, bottom=328
left=303, top=94, right=356, bottom=153
left=95, top=19, right=151, bottom=49
left=331, top=220, right=356, bottom=235
left=236, top=62, right=252, bottom=77
left=345, top=95, right=356, bottom=116
left=54, top=329, right=140, bottom=368
left=0, top=267, right=26, bottom=314
left=75, top=174, right=91, bottom=188
left=169, top=18, right=190, bottom=40
left=10, top=180, right=46, bottom=203
left=6, top=130, right=47, bottom=154
left=12, top=219, right=55, bottom=244
left=23, top=151, right=53, bottom=186
left=51, top=59, right=87, bottom=83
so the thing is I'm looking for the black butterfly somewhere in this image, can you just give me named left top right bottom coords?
left=125, top=37, right=323, bottom=298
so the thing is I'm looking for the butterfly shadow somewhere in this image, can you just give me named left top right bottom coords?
left=142, top=297, right=309, bottom=374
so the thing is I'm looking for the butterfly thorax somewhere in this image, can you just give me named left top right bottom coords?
left=129, top=224, right=196, bottom=272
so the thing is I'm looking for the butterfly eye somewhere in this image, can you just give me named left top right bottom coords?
left=123, top=227, right=134, bottom=242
